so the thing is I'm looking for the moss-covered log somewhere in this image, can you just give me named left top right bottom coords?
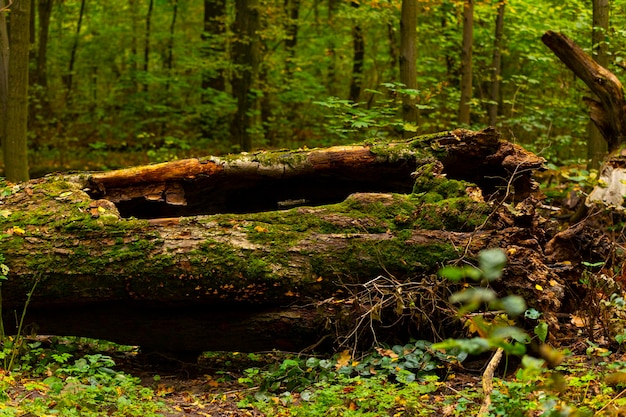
left=0, top=128, right=570, bottom=352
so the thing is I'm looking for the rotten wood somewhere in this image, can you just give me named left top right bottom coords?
left=542, top=30, right=626, bottom=152
left=86, top=127, right=543, bottom=218
left=0, top=128, right=594, bottom=352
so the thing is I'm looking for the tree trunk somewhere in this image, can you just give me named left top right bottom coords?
left=326, top=0, right=338, bottom=96
left=284, top=0, right=300, bottom=75
left=542, top=31, right=626, bottom=153
left=387, top=21, right=398, bottom=83
left=143, top=0, right=154, bottom=92
left=231, top=0, right=260, bottom=152
left=0, top=128, right=577, bottom=353
left=348, top=1, right=364, bottom=103
left=0, top=0, right=8, bottom=148
left=34, top=0, right=53, bottom=89
left=200, top=0, right=227, bottom=141
left=64, top=0, right=85, bottom=105
left=128, top=0, right=139, bottom=94
left=4, top=0, right=31, bottom=183
left=399, top=0, right=418, bottom=134
left=543, top=31, right=626, bottom=211
left=458, top=0, right=473, bottom=125
left=488, top=1, right=505, bottom=127
left=164, top=0, right=178, bottom=93
left=588, top=0, right=610, bottom=170
left=201, top=0, right=226, bottom=92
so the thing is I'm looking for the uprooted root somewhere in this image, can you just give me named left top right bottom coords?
left=320, top=274, right=459, bottom=353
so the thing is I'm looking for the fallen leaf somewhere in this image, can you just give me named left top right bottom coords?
left=335, top=350, right=352, bottom=369
left=571, top=315, right=586, bottom=327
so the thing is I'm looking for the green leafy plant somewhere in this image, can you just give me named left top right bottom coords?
left=434, top=249, right=529, bottom=356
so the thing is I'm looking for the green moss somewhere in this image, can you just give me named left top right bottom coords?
left=309, top=237, right=459, bottom=282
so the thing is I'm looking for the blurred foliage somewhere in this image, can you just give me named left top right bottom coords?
left=16, top=0, right=626, bottom=173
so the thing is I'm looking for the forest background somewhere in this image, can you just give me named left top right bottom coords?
left=4, top=0, right=622, bottom=177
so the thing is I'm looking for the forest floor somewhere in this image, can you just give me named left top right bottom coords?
left=2, top=324, right=622, bottom=417
left=72, top=337, right=626, bottom=416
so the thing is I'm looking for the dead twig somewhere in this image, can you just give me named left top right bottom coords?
left=479, top=347, right=504, bottom=416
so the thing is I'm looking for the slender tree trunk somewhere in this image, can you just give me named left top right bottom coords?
left=348, top=0, right=364, bottom=103
left=0, top=0, right=8, bottom=149
left=143, top=0, right=154, bottom=92
left=399, top=0, right=418, bottom=134
left=387, top=22, right=398, bottom=84
left=284, top=0, right=300, bottom=75
left=65, top=0, right=85, bottom=105
left=35, top=0, right=53, bottom=90
left=326, top=0, right=338, bottom=96
left=458, top=0, right=473, bottom=125
left=164, top=0, right=178, bottom=93
left=201, top=0, right=226, bottom=92
left=441, top=1, right=456, bottom=81
left=588, top=0, right=610, bottom=170
left=488, top=0, right=505, bottom=126
left=129, top=0, right=139, bottom=94
left=200, top=0, right=227, bottom=140
left=4, top=0, right=31, bottom=182
left=231, top=0, right=260, bottom=152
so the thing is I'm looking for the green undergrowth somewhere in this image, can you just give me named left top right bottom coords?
left=237, top=347, right=626, bottom=416
left=0, top=337, right=164, bottom=417
left=2, top=336, right=626, bottom=416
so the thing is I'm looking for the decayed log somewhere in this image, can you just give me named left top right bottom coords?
left=542, top=31, right=626, bottom=210
left=542, top=30, right=626, bottom=152
left=0, top=128, right=571, bottom=352
left=86, top=127, right=541, bottom=218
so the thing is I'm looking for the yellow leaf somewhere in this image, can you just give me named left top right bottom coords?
left=535, top=284, right=543, bottom=291
left=571, top=315, right=586, bottom=327
left=254, top=225, right=268, bottom=233
left=375, top=347, right=398, bottom=358
left=0, top=209, right=11, bottom=218
left=335, top=350, right=352, bottom=369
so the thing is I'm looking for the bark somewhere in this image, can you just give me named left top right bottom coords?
left=64, top=0, right=85, bottom=104
left=488, top=1, right=505, bottom=127
left=0, top=128, right=574, bottom=353
left=0, top=0, right=8, bottom=146
left=128, top=0, right=139, bottom=94
left=164, top=0, right=178, bottom=93
left=284, top=0, right=300, bottom=74
left=326, top=0, right=337, bottom=96
left=588, top=0, right=610, bottom=170
left=387, top=21, right=398, bottom=83
left=231, top=0, right=260, bottom=151
left=201, top=0, right=226, bottom=92
left=543, top=32, right=626, bottom=211
left=200, top=0, right=227, bottom=140
left=143, top=0, right=154, bottom=92
left=542, top=31, right=626, bottom=152
left=4, top=0, right=31, bottom=182
left=34, top=0, right=53, bottom=90
left=458, top=0, right=473, bottom=125
left=348, top=1, right=364, bottom=103
left=399, top=0, right=418, bottom=132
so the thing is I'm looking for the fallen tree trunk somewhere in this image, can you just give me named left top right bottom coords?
left=542, top=30, right=626, bottom=153
left=0, top=128, right=584, bottom=352
left=542, top=31, right=626, bottom=209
